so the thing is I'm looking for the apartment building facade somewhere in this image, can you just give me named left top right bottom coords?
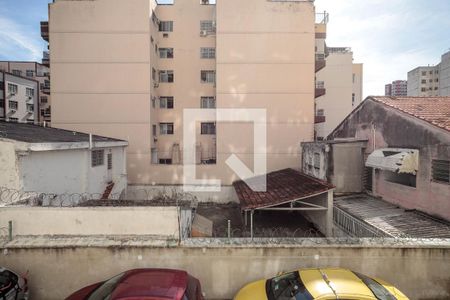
left=407, top=50, right=450, bottom=97
left=385, top=80, right=407, bottom=97
left=47, top=0, right=316, bottom=186
left=0, top=62, right=51, bottom=123
left=314, top=45, right=363, bottom=140
left=0, top=71, right=39, bottom=124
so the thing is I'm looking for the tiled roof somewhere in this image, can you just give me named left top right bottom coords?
left=371, top=96, right=450, bottom=132
left=0, top=121, right=125, bottom=144
left=233, top=168, right=334, bottom=210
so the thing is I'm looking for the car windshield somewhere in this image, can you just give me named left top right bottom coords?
left=267, top=271, right=313, bottom=300
left=87, top=272, right=125, bottom=300
left=353, top=272, right=397, bottom=300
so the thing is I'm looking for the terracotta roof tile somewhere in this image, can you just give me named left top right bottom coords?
left=233, top=168, right=334, bottom=210
left=371, top=96, right=450, bottom=132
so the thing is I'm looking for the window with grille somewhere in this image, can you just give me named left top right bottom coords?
left=313, top=153, right=320, bottom=169
left=8, top=101, right=18, bottom=110
left=201, top=70, right=215, bottom=84
left=159, top=21, right=173, bottom=32
left=91, top=150, right=104, bottom=167
left=41, top=96, right=48, bottom=103
left=8, top=84, right=18, bottom=94
left=26, top=104, right=34, bottom=112
left=159, top=123, right=174, bottom=135
left=200, top=47, right=215, bottom=59
left=200, top=20, right=215, bottom=34
left=201, top=97, right=216, bottom=108
left=159, top=70, right=174, bottom=83
left=12, top=70, right=21, bottom=76
left=201, top=122, right=216, bottom=135
left=107, top=153, right=112, bottom=170
left=432, top=160, right=450, bottom=183
left=26, top=87, right=34, bottom=97
left=160, top=96, right=174, bottom=109
left=159, top=48, right=174, bottom=59
left=159, top=158, right=172, bottom=165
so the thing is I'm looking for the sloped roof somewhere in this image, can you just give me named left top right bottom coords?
left=233, top=168, right=334, bottom=210
left=0, top=121, right=125, bottom=144
left=371, top=96, right=450, bottom=132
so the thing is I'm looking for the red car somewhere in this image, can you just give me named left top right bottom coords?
left=65, top=269, right=204, bottom=300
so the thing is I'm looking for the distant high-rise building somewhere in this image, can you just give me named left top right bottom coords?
left=407, top=50, right=450, bottom=96
left=385, top=80, right=407, bottom=96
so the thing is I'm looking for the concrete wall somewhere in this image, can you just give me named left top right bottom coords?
left=0, top=140, right=21, bottom=190
left=17, top=146, right=126, bottom=197
left=301, top=142, right=328, bottom=180
left=0, top=239, right=449, bottom=300
left=0, top=206, right=179, bottom=237
left=330, top=99, right=450, bottom=221
left=331, top=142, right=366, bottom=193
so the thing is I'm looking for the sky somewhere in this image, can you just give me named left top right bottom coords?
left=0, top=0, right=449, bottom=97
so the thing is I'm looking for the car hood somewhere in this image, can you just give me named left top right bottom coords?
left=65, top=282, right=103, bottom=300
left=234, top=279, right=268, bottom=300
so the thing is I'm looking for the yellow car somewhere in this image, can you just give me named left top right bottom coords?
left=234, top=268, right=409, bottom=300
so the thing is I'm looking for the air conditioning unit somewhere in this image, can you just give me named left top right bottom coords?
left=200, top=30, right=207, bottom=36
left=28, top=96, right=33, bottom=100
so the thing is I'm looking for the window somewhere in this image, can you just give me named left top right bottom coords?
left=385, top=171, right=416, bottom=188
left=26, top=70, right=34, bottom=77
left=200, top=20, right=215, bottom=34
left=201, top=97, right=216, bottom=108
left=0, top=100, right=4, bottom=108
left=26, top=104, right=34, bottom=112
left=159, top=21, right=173, bottom=32
left=421, top=71, right=427, bottom=76
left=421, top=79, right=426, bottom=84
left=152, top=68, right=156, bottom=81
left=8, top=101, right=18, bottom=110
left=200, top=47, right=215, bottom=59
left=316, top=109, right=324, bottom=116
left=159, top=158, right=172, bottom=165
left=91, top=150, right=105, bottom=167
left=107, top=153, right=112, bottom=170
left=352, top=93, right=355, bottom=106
left=160, top=96, right=174, bottom=109
left=421, top=88, right=426, bottom=92
left=152, top=125, right=157, bottom=137
left=268, top=271, right=313, bottom=300
left=8, top=117, right=18, bottom=123
left=201, top=70, right=215, bottom=83
left=159, top=48, right=174, bottom=59
left=201, top=122, right=216, bottom=135
left=12, top=69, right=21, bottom=76
left=26, top=87, right=34, bottom=97
left=152, top=97, right=156, bottom=108
left=429, top=79, right=433, bottom=83
left=159, top=70, right=174, bottom=83
left=8, top=83, right=18, bottom=94
left=313, top=153, right=320, bottom=169
left=432, top=160, right=450, bottom=184
left=26, top=119, right=34, bottom=124
left=436, top=78, right=439, bottom=82
left=429, top=71, right=433, bottom=74
left=353, top=272, right=396, bottom=300
left=160, top=123, right=174, bottom=135
left=41, top=96, right=48, bottom=103
left=352, top=73, right=356, bottom=83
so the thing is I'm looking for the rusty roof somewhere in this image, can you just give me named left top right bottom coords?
left=371, top=96, right=450, bottom=132
left=233, top=168, right=334, bottom=210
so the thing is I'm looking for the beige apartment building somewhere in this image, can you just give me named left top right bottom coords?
left=0, top=61, right=51, bottom=123
left=407, top=50, right=450, bottom=97
left=314, top=45, right=363, bottom=140
left=47, top=0, right=318, bottom=186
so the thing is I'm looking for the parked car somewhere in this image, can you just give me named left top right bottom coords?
left=0, top=267, right=28, bottom=300
left=233, top=267, right=409, bottom=300
left=66, top=268, right=204, bottom=300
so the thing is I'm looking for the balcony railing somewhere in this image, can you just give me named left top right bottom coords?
left=42, top=51, right=50, bottom=66
left=315, top=53, right=326, bottom=72
left=315, top=11, right=329, bottom=24
left=327, top=47, right=352, bottom=54
left=40, top=21, right=49, bottom=42
left=315, top=81, right=326, bottom=98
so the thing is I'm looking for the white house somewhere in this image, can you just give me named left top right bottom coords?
left=0, top=121, right=128, bottom=204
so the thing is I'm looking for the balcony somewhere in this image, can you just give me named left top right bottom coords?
left=40, top=21, right=49, bottom=42
left=315, top=81, right=326, bottom=98
left=327, top=47, right=352, bottom=54
left=315, top=115, right=326, bottom=123
left=315, top=54, right=326, bottom=72
left=41, top=83, right=50, bottom=94
left=42, top=51, right=50, bottom=67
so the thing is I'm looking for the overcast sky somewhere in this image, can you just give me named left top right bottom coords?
left=1, top=0, right=449, bottom=97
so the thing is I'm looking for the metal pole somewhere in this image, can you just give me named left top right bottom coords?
left=227, top=220, right=231, bottom=239
left=250, top=210, right=254, bottom=240
left=8, top=221, right=12, bottom=241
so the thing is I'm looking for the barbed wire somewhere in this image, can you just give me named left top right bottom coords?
left=211, top=225, right=322, bottom=238
left=0, top=186, right=199, bottom=207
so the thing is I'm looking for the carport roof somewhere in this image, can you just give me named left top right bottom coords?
left=233, top=168, right=334, bottom=210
